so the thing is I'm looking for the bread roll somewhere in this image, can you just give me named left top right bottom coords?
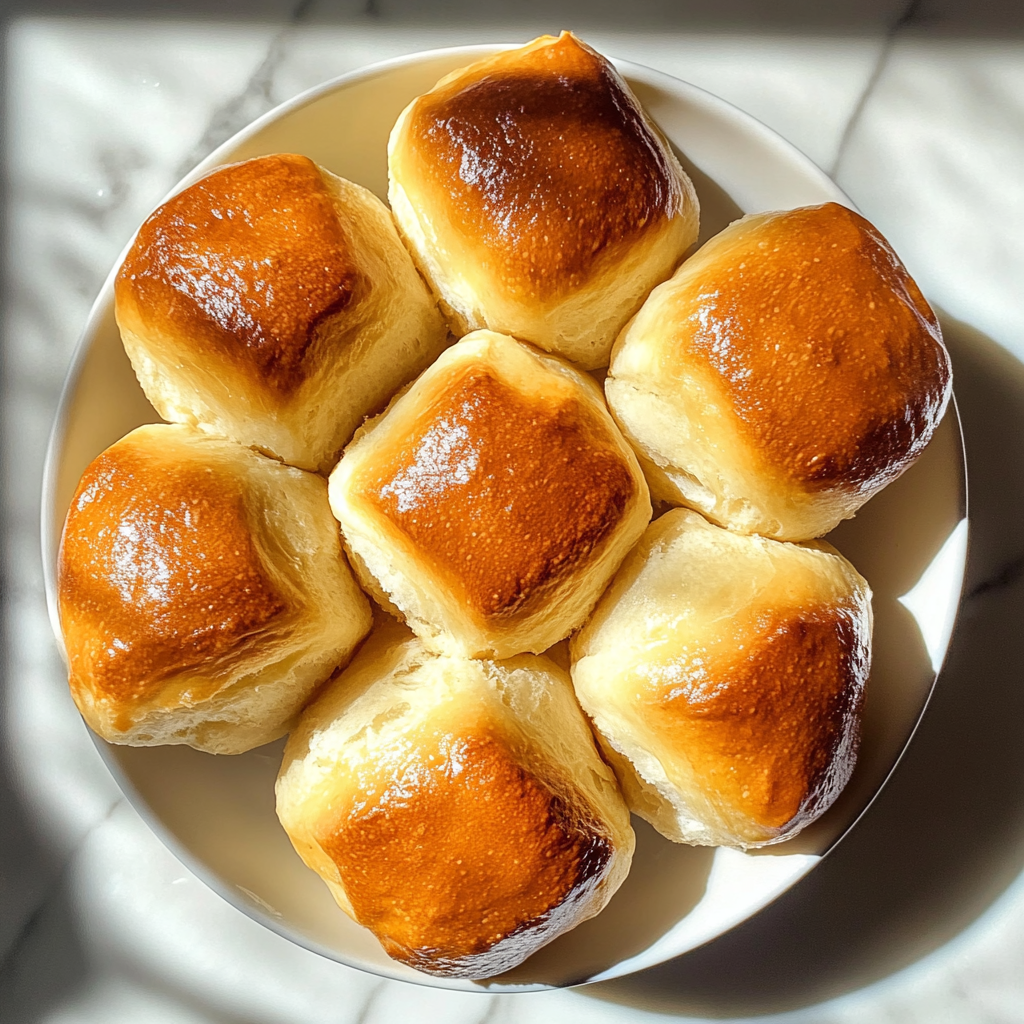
left=606, top=202, right=953, bottom=540
left=571, top=508, right=872, bottom=848
left=329, top=331, right=652, bottom=659
left=276, top=617, right=634, bottom=979
left=58, top=424, right=372, bottom=754
left=388, top=32, right=699, bottom=370
left=115, top=153, right=448, bottom=474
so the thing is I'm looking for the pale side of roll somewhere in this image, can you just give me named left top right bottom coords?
left=58, top=424, right=372, bottom=754
left=388, top=32, right=699, bottom=370
left=115, top=153, right=448, bottom=474
left=571, top=508, right=872, bottom=849
left=328, top=330, right=652, bottom=659
left=276, top=617, right=634, bottom=979
left=606, top=202, right=952, bottom=540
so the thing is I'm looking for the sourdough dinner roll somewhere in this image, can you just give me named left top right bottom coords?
left=606, top=202, right=952, bottom=540
left=58, top=424, right=371, bottom=754
left=571, top=509, right=872, bottom=849
left=115, top=153, right=447, bottom=474
left=276, top=618, right=634, bottom=979
left=387, top=32, right=699, bottom=370
left=329, top=331, right=651, bottom=659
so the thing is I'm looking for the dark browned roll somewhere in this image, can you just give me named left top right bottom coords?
left=571, top=508, right=872, bottom=848
left=115, top=153, right=447, bottom=473
left=387, top=32, right=699, bottom=370
left=328, top=330, right=651, bottom=659
left=606, top=202, right=953, bottom=540
left=275, top=617, right=634, bottom=978
left=58, top=423, right=371, bottom=753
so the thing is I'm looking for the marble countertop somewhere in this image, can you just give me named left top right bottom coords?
left=4, top=3, right=1024, bottom=1022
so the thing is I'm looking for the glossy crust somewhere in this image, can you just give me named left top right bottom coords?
left=116, top=154, right=448, bottom=473
left=276, top=618, right=634, bottom=978
left=571, top=508, right=872, bottom=848
left=329, top=331, right=652, bottom=658
left=58, top=424, right=372, bottom=753
left=606, top=202, right=953, bottom=539
left=388, top=32, right=699, bottom=369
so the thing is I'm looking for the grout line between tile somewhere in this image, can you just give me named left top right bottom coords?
left=830, top=0, right=923, bottom=180
left=0, top=796, right=124, bottom=981
left=352, top=979, right=387, bottom=1024
left=966, top=551, right=1024, bottom=603
left=474, top=993, right=506, bottom=1024
left=171, top=0, right=315, bottom=181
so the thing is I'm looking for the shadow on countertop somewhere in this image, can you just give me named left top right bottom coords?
left=1, top=0, right=1024, bottom=37
left=585, top=314, right=1024, bottom=1018
left=0, top=752, right=83, bottom=1024
left=4, top=318, right=1024, bottom=1019
left=4, top=3, right=1024, bottom=1013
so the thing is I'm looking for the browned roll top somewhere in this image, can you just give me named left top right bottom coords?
left=404, top=33, right=683, bottom=300
left=319, top=727, right=610, bottom=976
left=116, top=153, right=361, bottom=393
left=58, top=438, right=285, bottom=716
left=358, top=366, right=637, bottom=619
left=674, top=202, right=950, bottom=490
left=650, top=606, right=867, bottom=834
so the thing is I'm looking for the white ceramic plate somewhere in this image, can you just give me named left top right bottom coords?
left=41, top=46, right=968, bottom=993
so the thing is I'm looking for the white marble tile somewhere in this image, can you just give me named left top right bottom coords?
left=6, top=19, right=284, bottom=320
left=1, top=17, right=288, bottom=974
left=818, top=870, right=1024, bottom=1024
left=589, top=34, right=884, bottom=174
left=834, top=39, right=1024, bottom=364
left=834, top=35, right=1024, bottom=601
left=6, top=13, right=1024, bottom=1024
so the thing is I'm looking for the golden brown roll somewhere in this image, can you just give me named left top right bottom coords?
left=276, top=617, right=634, bottom=979
left=58, top=424, right=372, bottom=754
left=115, top=153, right=448, bottom=474
left=571, top=508, right=872, bottom=849
left=328, top=330, right=652, bottom=659
left=606, top=202, right=953, bottom=540
left=387, top=32, right=699, bottom=370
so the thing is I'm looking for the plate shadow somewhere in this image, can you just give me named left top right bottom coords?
left=582, top=314, right=1024, bottom=1016
left=489, top=820, right=714, bottom=989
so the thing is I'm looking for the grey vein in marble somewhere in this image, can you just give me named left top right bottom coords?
left=174, top=0, right=316, bottom=177
left=0, top=797, right=123, bottom=1004
left=966, top=554, right=1024, bottom=602
left=6, top=14, right=1024, bottom=1024
left=831, top=0, right=922, bottom=178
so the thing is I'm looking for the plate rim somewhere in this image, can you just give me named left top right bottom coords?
left=38, top=43, right=971, bottom=993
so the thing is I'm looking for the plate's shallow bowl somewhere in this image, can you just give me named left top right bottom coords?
left=41, top=46, right=968, bottom=993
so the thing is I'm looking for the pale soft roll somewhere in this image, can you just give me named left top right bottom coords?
left=58, top=424, right=372, bottom=754
left=606, top=202, right=952, bottom=540
left=387, top=32, right=699, bottom=370
left=571, top=508, right=872, bottom=849
left=276, top=616, right=634, bottom=979
left=328, top=330, right=652, bottom=659
left=115, top=153, right=448, bottom=474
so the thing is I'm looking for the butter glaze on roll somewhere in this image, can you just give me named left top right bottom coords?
left=329, top=331, right=651, bottom=659
left=388, top=32, right=699, bottom=369
left=276, top=618, right=634, bottom=978
left=58, top=424, right=371, bottom=753
left=606, top=202, right=952, bottom=540
left=115, top=154, right=447, bottom=473
left=571, top=509, right=872, bottom=849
